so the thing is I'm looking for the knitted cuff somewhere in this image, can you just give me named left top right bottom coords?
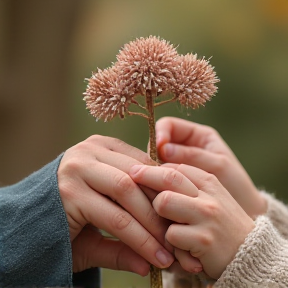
left=260, top=191, right=288, bottom=239
left=215, top=216, right=288, bottom=287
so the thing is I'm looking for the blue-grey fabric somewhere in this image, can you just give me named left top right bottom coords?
left=0, top=154, right=73, bottom=287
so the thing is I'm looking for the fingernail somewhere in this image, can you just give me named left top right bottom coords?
left=156, top=249, right=174, bottom=267
left=163, top=144, right=175, bottom=158
left=129, top=165, right=143, bottom=176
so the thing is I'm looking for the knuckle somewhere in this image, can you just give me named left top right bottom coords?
left=201, top=200, right=219, bottom=219
left=189, top=248, right=203, bottom=259
left=111, top=211, right=132, bottom=230
left=113, top=174, right=134, bottom=197
left=212, top=154, right=230, bottom=173
left=163, top=169, right=183, bottom=187
left=59, top=157, right=83, bottom=177
left=155, top=191, right=173, bottom=214
left=202, top=172, right=218, bottom=185
left=183, top=148, right=198, bottom=160
left=196, top=232, right=213, bottom=247
left=138, top=234, right=152, bottom=249
left=166, top=224, right=179, bottom=245
left=86, top=134, right=104, bottom=143
left=204, top=126, right=218, bottom=136
left=110, top=137, right=127, bottom=149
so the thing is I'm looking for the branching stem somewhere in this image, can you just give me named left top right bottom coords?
left=127, top=111, right=149, bottom=119
left=154, top=95, right=177, bottom=107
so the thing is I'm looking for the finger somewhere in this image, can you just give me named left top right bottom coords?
left=88, top=135, right=157, bottom=166
left=175, top=164, right=221, bottom=193
left=129, top=165, right=198, bottom=197
left=82, top=161, right=171, bottom=249
left=159, top=144, right=224, bottom=173
left=174, top=248, right=202, bottom=274
left=79, top=187, right=174, bottom=268
left=156, top=117, right=215, bottom=148
left=92, top=146, right=155, bottom=173
left=72, top=227, right=150, bottom=276
left=153, top=191, right=200, bottom=224
left=166, top=223, right=206, bottom=258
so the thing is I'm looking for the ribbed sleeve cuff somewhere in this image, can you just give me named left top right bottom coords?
left=215, top=216, right=288, bottom=287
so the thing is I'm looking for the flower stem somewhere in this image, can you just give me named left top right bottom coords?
left=146, top=90, right=158, bottom=162
left=146, top=90, right=162, bottom=288
left=150, top=265, right=163, bottom=288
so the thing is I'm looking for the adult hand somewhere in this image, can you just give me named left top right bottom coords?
left=129, top=164, right=255, bottom=279
left=57, top=135, right=174, bottom=276
left=156, top=117, right=267, bottom=218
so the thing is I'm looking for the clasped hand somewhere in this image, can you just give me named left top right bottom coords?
left=57, top=117, right=267, bottom=279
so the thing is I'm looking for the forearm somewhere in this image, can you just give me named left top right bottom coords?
left=0, top=154, right=72, bottom=287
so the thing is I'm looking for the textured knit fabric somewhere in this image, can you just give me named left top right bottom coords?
left=215, top=215, right=288, bottom=287
left=163, top=191, right=288, bottom=288
left=0, top=155, right=73, bottom=287
left=261, top=191, right=288, bottom=239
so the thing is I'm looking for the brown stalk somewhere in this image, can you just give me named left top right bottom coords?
left=146, top=90, right=158, bottom=162
left=145, top=89, right=163, bottom=288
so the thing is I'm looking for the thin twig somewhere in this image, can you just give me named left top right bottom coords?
left=153, top=95, right=177, bottom=107
left=127, top=111, right=149, bottom=119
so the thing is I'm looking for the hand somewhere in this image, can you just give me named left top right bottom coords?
left=156, top=117, right=267, bottom=218
left=129, top=163, right=255, bottom=279
left=57, top=135, right=174, bottom=276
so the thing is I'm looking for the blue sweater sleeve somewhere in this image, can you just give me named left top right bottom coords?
left=0, top=154, right=73, bottom=287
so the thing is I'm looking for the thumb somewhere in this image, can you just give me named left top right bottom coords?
left=72, top=227, right=150, bottom=276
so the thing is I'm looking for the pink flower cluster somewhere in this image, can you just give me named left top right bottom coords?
left=83, top=36, right=219, bottom=122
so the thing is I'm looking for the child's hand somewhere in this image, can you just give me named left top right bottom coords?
left=129, top=164, right=255, bottom=279
left=156, top=117, right=267, bottom=218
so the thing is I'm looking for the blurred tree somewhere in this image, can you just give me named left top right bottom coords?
left=0, top=0, right=83, bottom=184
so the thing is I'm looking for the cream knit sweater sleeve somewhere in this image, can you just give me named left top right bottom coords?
left=261, top=191, right=288, bottom=239
left=163, top=192, right=288, bottom=288
left=214, top=215, right=288, bottom=287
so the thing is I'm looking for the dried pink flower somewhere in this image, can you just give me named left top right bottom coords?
left=83, top=66, right=134, bottom=122
left=174, top=53, right=219, bottom=109
left=83, top=36, right=219, bottom=288
left=115, top=36, right=179, bottom=96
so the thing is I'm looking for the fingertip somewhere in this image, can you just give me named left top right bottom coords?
left=156, top=131, right=170, bottom=149
left=131, top=261, right=150, bottom=276
left=155, top=249, right=175, bottom=268
left=161, top=143, right=175, bottom=158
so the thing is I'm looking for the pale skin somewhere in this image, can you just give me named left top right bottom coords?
left=129, top=117, right=268, bottom=278
left=155, top=117, right=267, bottom=218
left=57, top=117, right=268, bottom=279
left=57, top=135, right=174, bottom=276
left=130, top=163, right=255, bottom=279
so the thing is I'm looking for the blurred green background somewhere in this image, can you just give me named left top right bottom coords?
left=1, top=0, right=288, bottom=287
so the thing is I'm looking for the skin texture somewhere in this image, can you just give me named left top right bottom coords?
left=135, top=116, right=267, bottom=278
left=155, top=117, right=267, bottom=218
left=57, top=135, right=174, bottom=276
left=129, top=163, right=255, bottom=279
